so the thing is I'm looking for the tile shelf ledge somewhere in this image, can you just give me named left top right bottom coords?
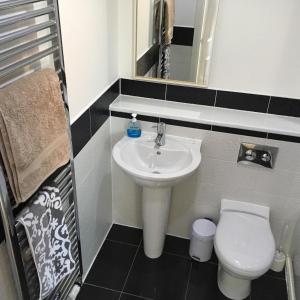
left=110, top=95, right=300, bottom=138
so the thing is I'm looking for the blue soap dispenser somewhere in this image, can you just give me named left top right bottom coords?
left=127, top=113, right=141, bottom=138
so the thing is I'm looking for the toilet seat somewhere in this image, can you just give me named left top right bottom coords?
left=214, top=211, right=275, bottom=278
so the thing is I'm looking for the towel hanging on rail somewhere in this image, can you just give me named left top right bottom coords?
left=160, top=0, right=175, bottom=79
left=17, top=181, right=75, bottom=299
left=0, top=68, right=70, bottom=204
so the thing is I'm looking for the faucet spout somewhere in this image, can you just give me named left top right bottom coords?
left=154, top=122, right=166, bottom=148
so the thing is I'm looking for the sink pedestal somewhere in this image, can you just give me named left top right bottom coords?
left=142, top=186, right=172, bottom=258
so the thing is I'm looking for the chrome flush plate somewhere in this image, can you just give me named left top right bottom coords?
left=238, top=143, right=278, bottom=169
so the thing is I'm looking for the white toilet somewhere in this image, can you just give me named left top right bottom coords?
left=214, top=199, right=276, bottom=300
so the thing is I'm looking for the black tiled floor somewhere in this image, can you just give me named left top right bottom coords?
left=107, top=224, right=143, bottom=246
left=85, top=240, right=137, bottom=290
left=252, top=275, right=288, bottom=300
left=187, top=262, right=235, bottom=300
left=163, top=234, right=218, bottom=264
left=76, top=284, right=120, bottom=299
left=120, top=293, right=151, bottom=300
left=124, top=247, right=191, bottom=300
left=81, top=224, right=288, bottom=300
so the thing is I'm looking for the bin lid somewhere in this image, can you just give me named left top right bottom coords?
left=193, top=219, right=216, bottom=238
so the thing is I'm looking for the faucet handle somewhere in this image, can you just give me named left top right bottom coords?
left=152, top=122, right=166, bottom=133
left=157, top=122, right=166, bottom=134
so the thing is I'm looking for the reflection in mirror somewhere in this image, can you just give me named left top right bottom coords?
left=134, top=0, right=219, bottom=86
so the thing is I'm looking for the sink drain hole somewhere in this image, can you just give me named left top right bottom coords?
left=152, top=171, right=161, bottom=174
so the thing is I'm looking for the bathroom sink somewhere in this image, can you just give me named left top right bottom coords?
left=112, top=132, right=202, bottom=187
left=112, top=131, right=202, bottom=259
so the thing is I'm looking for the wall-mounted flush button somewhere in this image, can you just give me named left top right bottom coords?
left=261, top=153, right=271, bottom=162
left=245, top=149, right=256, bottom=161
left=238, top=143, right=278, bottom=169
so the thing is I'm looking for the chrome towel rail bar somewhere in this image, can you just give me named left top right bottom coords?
left=0, top=1, right=83, bottom=299
left=0, top=33, right=58, bottom=62
left=0, top=6, right=54, bottom=27
left=0, top=0, right=42, bottom=10
left=0, top=45, right=59, bottom=77
left=0, top=20, right=57, bottom=44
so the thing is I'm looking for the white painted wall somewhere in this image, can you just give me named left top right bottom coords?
left=209, top=0, right=300, bottom=99
left=137, top=0, right=155, bottom=59
left=175, top=0, right=197, bottom=27
left=111, top=117, right=300, bottom=251
left=118, top=0, right=134, bottom=79
left=59, top=0, right=119, bottom=123
left=58, top=0, right=119, bottom=277
left=120, top=0, right=300, bottom=99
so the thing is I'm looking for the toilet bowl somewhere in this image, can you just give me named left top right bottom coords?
left=214, top=199, right=276, bottom=300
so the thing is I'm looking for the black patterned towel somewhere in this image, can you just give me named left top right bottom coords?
left=17, top=183, right=75, bottom=299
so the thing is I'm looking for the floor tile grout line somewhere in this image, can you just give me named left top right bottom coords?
left=163, top=250, right=218, bottom=266
left=118, top=239, right=143, bottom=300
left=263, top=274, right=286, bottom=281
left=122, top=291, right=154, bottom=300
left=106, top=238, right=140, bottom=248
left=84, top=282, right=122, bottom=293
left=184, top=261, right=193, bottom=300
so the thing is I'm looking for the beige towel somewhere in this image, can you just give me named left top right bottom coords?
left=164, top=0, right=175, bottom=45
left=0, top=69, right=70, bottom=204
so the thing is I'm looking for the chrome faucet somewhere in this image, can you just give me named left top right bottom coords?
left=153, top=122, right=166, bottom=148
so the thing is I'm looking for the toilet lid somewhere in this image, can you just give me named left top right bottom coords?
left=214, top=212, right=275, bottom=277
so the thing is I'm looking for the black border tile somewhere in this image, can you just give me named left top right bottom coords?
left=267, top=133, right=300, bottom=143
left=172, top=26, right=195, bottom=46
left=121, top=79, right=166, bottom=100
left=212, top=125, right=267, bottom=138
left=161, top=118, right=212, bottom=130
left=166, top=85, right=216, bottom=106
left=71, top=109, right=91, bottom=157
left=111, top=111, right=159, bottom=123
left=268, top=97, right=300, bottom=118
left=216, top=91, right=270, bottom=113
left=136, top=45, right=160, bottom=77
left=71, top=80, right=120, bottom=157
left=90, top=80, right=119, bottom=136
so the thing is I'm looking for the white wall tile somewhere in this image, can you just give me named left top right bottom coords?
left=111, top=117, right=300, bottom=252
left=74, top=120, right=112, bottom=277
left=266, top=139, right=300, bottom=173
left=202, top=131, right=266, bottom=162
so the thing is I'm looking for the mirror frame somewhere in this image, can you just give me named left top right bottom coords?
left=132, top=0, right=220, bottom=88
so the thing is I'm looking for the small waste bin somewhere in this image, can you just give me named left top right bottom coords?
left=189, top=219, right=216, bottom=262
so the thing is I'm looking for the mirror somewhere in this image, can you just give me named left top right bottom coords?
left=134, top=0, right=219, bottom=86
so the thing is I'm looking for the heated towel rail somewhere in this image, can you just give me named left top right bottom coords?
left=0, top=1, right=83, bottom=299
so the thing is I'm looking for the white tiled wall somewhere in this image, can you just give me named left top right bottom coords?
left=74, top=120, right=112, bottom=278
left=111, top=116, right=300, bottom=252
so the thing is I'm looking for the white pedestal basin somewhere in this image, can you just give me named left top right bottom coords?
left=113, top=132, right=202, bottom=258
